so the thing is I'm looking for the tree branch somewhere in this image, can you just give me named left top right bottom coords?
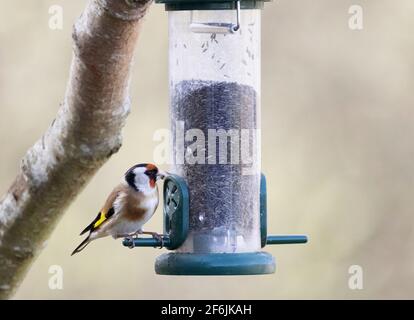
left=0, top=0, right=152, bottom=299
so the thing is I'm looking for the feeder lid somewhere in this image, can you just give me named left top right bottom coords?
left=155, top=0, right=271, bottom=11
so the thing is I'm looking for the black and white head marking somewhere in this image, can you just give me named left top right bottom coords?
left=124, top=163, right=158, bottom=194
left=125, top=169, right=138, bottom=191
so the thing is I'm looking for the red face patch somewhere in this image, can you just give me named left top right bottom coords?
left=149, top=178, right=156, bottom=188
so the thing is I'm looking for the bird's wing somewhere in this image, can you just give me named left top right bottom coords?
left=79, top=185, right=124, bottom=235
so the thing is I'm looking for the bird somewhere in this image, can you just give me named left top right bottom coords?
left=71, top=163, right=166, bottom=256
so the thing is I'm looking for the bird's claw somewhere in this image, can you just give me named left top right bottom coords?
left=152, top=233, right=164, bottom=249
left=125, top=237, right=135, bottom=249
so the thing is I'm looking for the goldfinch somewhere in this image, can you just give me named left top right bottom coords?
left=71, top=163, right=166, bottom=255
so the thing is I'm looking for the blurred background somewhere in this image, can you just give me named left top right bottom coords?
left=0, top=0, right=413, bottom=299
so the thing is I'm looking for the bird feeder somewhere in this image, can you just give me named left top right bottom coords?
left=123, top=0, right=307, bottom=275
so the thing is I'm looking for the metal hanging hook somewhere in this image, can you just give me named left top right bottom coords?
left=190, top=1, right=241, bottom=34
left=232, top=1, right=241, bottom=32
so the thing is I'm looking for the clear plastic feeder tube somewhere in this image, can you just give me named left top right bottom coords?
left=169, top=9, right=261, bottom=253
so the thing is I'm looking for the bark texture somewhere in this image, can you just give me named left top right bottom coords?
left=0, top=0, right=152, bottom=299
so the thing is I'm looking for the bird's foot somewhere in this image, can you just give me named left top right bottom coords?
left=124, top=236, right=136, bottom=249
left=130, top=232, right=141, bottom=239
left=150, top=232, right=165, bottom=249
left=139, top=231, right=165, bottom=248
left=154, top=234, right=164, bottom=249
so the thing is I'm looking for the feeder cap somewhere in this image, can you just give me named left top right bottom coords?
left=155, top=0, right=271, bottom=11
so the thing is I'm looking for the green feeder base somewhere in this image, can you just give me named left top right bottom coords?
left=155, top=252, right=275, bottom=275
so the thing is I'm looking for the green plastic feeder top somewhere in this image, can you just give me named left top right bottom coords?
left=155, top=0, right=271, bottom=11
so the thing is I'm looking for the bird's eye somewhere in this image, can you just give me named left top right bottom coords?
left=145, top=169, right=157, bottom=177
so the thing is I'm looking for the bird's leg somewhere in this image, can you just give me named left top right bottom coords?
left=116, top=233, right=135, bottom=239
left=140, top=231, right=165, bottom=239
left=116, top=233, right=138, bottom=249
left=116, top=230, right=142, bottom=239
left=140, top=231, right=166, bottom=249
left=130, top=230, right=143, bottom=238
left=118, top=230, right=151, bottom=249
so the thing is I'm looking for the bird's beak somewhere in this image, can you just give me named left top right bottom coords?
left=157, top=170, right=168, bottom=180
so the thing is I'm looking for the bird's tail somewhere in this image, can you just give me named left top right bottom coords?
left=71, top=235, right=91, bottom=256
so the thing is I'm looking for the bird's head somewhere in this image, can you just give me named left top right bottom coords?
left=124, top=163, right=166, bottom=192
